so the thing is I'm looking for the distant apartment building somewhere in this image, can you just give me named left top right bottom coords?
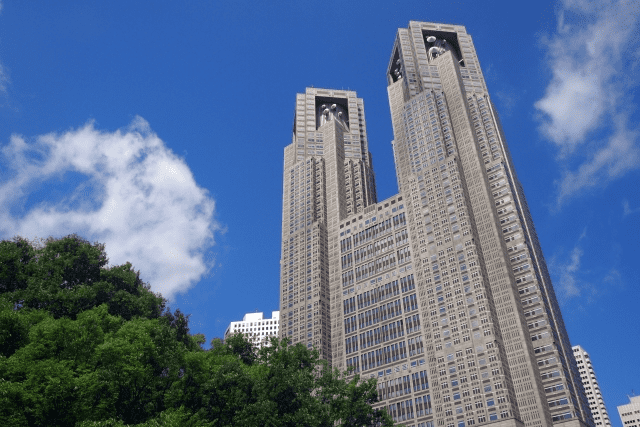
left=572, top=346, right=611, bottom=427
left=619, top=396, right=640, bottom=427
left=224, top=311, right=280, bottom=348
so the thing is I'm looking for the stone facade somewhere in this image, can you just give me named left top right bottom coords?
left=278, top=21, right=593, bottom=427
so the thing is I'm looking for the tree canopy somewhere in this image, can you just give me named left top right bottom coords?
left=0, top=235, right=393, bottom=427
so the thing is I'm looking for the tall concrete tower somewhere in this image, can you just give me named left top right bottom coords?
left=278, top=21, right=592, bottom=427
left=279, top=88, right=377, bottom=363
left=382, top=21, right=592, bottom=427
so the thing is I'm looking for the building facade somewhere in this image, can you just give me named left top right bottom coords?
left=572, top=346, right=611, bottom=427
left=279, top=21, right=592, bottom=427
left=618, top=396, right=640, bottom=427
left=224, top=311, right=279, bottom=348
left=279, top=88, right=377, bottom=363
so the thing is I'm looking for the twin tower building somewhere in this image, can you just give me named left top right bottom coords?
left=279, top=21, right=593, bottom=427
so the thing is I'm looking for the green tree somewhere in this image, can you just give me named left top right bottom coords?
left=0, top=235, right=393, bottom=427
left=167, top=333, right=393, bottom=426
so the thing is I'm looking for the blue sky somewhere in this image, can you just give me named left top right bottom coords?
left=0, top=0, right=638, bottom=422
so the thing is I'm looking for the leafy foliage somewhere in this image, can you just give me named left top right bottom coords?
left=0, top=235, right=393, bottom=427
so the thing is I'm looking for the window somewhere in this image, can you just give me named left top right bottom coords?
left=541, top=370, right=560, bottom=380
left=549, top=398, right=569, bottom=408
left=545, top=383, right=565, bottom=393
left=552, top=413, right=573, bottom=422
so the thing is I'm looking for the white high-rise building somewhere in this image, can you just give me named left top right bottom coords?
left=618, top=396, right=640, bottom=427
left=224, top=311, right=280, bottom=348
left=572, top=346, right=611, bottom=427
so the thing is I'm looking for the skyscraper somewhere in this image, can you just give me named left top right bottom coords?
left=572, top=345, right=611, bottom=427
left=280, top=89, right=377, bottom=364
left=279, top=21, right=592, bottom=427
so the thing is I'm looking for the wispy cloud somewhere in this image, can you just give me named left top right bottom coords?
left=552, top=234, right=585, bottom=301
left=0, top=1, right=7, bottom=100
left=0, top=117, right=218, bottom=300
left=550, top=229, right=624, bottom=305
left=603, top=268, right=621, bottom=285
left=495, top=89, right=518, bottom=118
left=623, top=199, right=640, bottom=216
left=0, top=62, right=8, bottom=96
left=535, top=0, right=640, bottom=206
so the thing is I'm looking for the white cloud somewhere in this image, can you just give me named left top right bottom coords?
left=558, top=246, right=584, bottom=299
left=0, top=2, right=6, bottom=98
left=535, top=0, right=640, bottom=205
left=495, top=89, right=518, bottom=117
left=549, top=228, right=590, bottom=304
left=623, top=199, right=640, bottom=216
left=0, top=117, right=218, bottom=300
left=0, top=56, right=7, bottom=99
left=603, top=268, right=621, bottom=284
left=550, top=230, right=623, bottom=306
left=0, top=51, right=9, bottom=100
left=556, top=115, right=640, bottom=201
left=552, top=239, right=584, bottom=301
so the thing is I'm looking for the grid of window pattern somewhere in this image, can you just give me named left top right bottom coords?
left=382, top=21, right=593, bottom=427
left=573, top=346, right=612, bottom=427
left=278, top=20, right=592, bottom=427
left=280, top=89, right=377, bottom=361
left=224, top=311, right=280, bottom=348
